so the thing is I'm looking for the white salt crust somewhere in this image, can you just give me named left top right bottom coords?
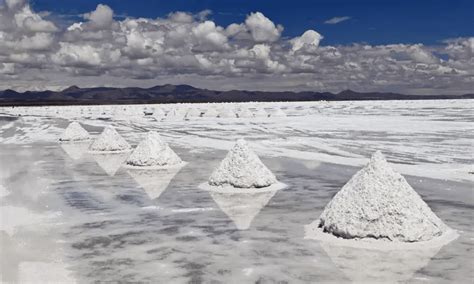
left=88, top=126, right=132, bottom=153
left=124, top=131, right=185, bottom=169
left=59, top=122, right=90, bottom=142
left=207, top=139, right=279, bottom=189
left=308, top=151, right=457, bottom=247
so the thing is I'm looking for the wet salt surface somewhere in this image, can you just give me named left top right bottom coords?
left=1, top=143, right=473, bottom=283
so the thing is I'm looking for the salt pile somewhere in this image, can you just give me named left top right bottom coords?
left=125, top=131, right=185, bottom=169
left=253, top=108, right=268, bottom=118
left=89, top=126, right=131, bottom=153
left=202, top=107, right=219, bottom=118
left=307, top=151, right=456, bottom=246
left=185, top=108, right=202, bottom=118
left=269, top=108, right=287, bottom=118
left=237, top=108, right=253, bottom=118
left=204, top=139, right=284, bottom=190
left=217, top=109, right=236, bottom=119
left=59, top=122, right=90, bottom=142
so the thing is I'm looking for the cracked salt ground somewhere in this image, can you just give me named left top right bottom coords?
left=0, top=141, right=473, bottom=283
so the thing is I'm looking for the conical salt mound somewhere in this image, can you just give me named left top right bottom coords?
left=125, top=131, right=184, bottom=168
left=89, top=126, right=131, bottom=153
left=59, top=122, right=90, bottom=142
left=317, top=151, right=450, bottom=242
left=253, top=108, right=268, bottom=118
left=237, top=108, right=253, bottom=118
left=217, top=109, right=236, bottom=119
left=185, top=108, right=202, bottom=118
left=208, top=139, right=277, bottom=188
left=209, top=190, right=277, bottom=230
left=202, top=107, right=219, bottom=118
left=269, top=108, right=287, bottom=118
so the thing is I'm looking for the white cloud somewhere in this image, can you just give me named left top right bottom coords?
left=245, top=12, right=282, bottom=42
left=291, top=30, right=323, bottom=52
left=83, top=4, right=114, bottom=29
left=324, top=16, right=351, bottom=24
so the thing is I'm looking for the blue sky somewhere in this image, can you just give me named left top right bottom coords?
left=33, top=0, right=474, bottom=45
left=1, top=0, right=473, bottom=94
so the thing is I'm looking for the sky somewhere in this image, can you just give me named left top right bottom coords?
left=0, top=0, right=473, bottom=94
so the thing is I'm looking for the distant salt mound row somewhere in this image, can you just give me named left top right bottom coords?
left=125, top=131, right=185, bottom=169
left=59, top=122, right=90, bottom=142
left=206, top=139, right=284, bottom=190
left=309, top=151, right=456, bottom=245
left=89, top=126, right=131, bottom=153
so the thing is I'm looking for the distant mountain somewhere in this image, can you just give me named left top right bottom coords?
left=0, top=85, right=472, bottom=106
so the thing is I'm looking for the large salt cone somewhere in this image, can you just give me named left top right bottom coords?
left=315, top=151, right=452, bottom=243
left=127, top=167, right=182, bottom=200
left=59, top=122, right=90, bottom=142
left=125, top=131, right=184, bottom=169
left=89, top=126, right=131, bottom=153
left=209, top=190, right=278, bottom=230
left=93, top=152, right=129, bottom=176
left=208, top=139, right=278, bottom=189
left=318, top=240, right=443, bottom=283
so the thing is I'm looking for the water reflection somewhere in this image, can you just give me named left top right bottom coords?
left=92, top=152, right=130, bottom=176
left=314, top=238, right=445, bottom=283
left=208, top=189, right=278, bottom=230
left=60, top=142, right=90, bottom=160
left=127, top=167, right=183, bottom=200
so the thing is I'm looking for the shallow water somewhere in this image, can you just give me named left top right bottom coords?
left=1, top=142, right=473, bottom=283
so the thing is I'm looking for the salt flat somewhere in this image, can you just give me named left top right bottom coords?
left=0, top=99, right=473, bottom=283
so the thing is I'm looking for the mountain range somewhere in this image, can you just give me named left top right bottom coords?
left=0, top=84, right=472, bottom=106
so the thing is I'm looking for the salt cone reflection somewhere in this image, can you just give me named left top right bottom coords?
left=209, top=190, right=278, bottom=230
left=92, top=152, right=129, bottom=176
left=60, top=142, right=90, bottom=160
left=127, top=167, right=183, bottom=200
left=317, top=240, right=444, bottom=283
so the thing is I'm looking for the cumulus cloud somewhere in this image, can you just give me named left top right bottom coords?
left=0, top=0, right=472, bottom=95
left=324, top=16, right=351, bottom=24
left=245, top=12, right=282, bottom=42
left=291, top=30, right=323, bottom=53
left=83, top=4, right=114, bottom=29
